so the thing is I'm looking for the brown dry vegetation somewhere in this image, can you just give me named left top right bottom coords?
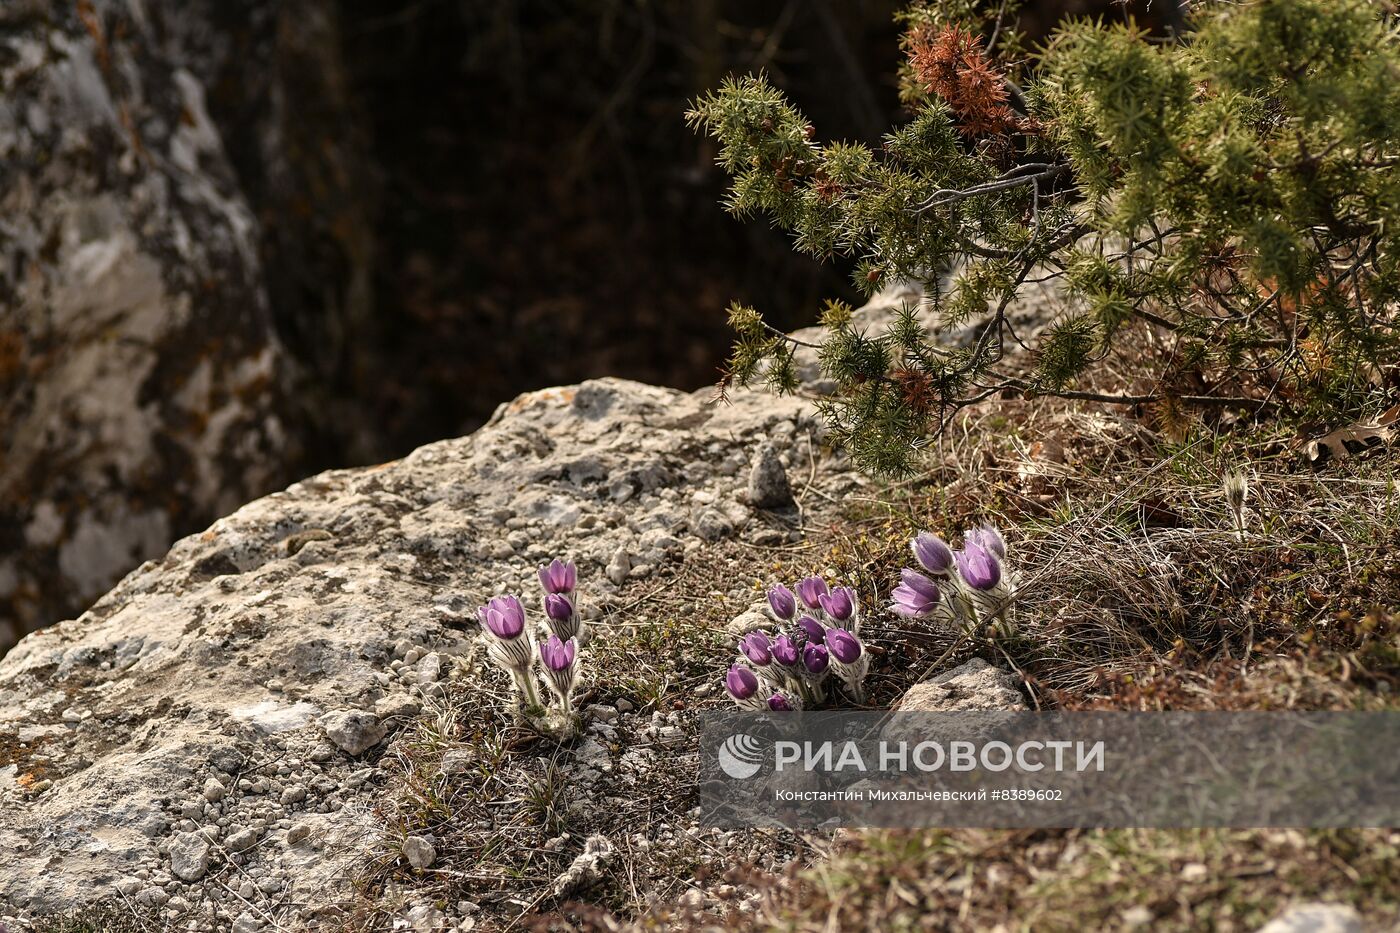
left=727, top=387, right=1400, bottom=931
left=344, top=310, right=1400, bottom=931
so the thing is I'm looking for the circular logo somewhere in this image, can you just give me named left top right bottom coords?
left=718, top=733, right=766, bottom=780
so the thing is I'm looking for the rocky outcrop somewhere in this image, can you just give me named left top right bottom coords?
left=0, top=1, right=299, bottom=649
left=895, top=657, right=1028, bottom=712
left=0, top=0, right=378, bottom=651
left=0, top=371, right=866, bottom=926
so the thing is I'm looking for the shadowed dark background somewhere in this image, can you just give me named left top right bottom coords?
left=0, top=0, right=1174, bottom=649
left=273, top=0, right=1176, bottom=466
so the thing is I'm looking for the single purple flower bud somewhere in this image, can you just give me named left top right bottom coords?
left=797, top=615, right=826, bottom=645
left=794, top=576, right=829, bottom=610
left=539, top=635, right=576, bottom=672
left=912, top=532, right=954, bottom=575
left=826, top=628, right=862, bottom=664
left=767, top=693, right=795, bottom=712
left=802, top=643, right=829, bottom=675
left=544, top=593, right=574, bottom=623
left=726, top=664, right=759, bottom=701
left=767, top=583, right=797, bottom=621
left=538, top=558, right=577, bottom=595
left=739, top=631, right=773, bottom=666
left=891, top=569, right=941, bottom=618
left=481, top=595, right=526, bottom=639
left=965, top=525, right=1006, bottom=560
left=956, top=542, right=1002, bottom=591
left=818, top=587, right=856, bottom=623
left=539, top=635, right=580, bottom=710
left=771, top=634, right=800, bottom=667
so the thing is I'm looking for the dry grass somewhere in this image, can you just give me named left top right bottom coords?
left=735, top=393, right=1400, bottom=932
left=345, top=540, right=843, bottom=931
left=349, top=374, right=1400, bottom=930
left=750, top=827, right=1400, bottom=932
left=821, top=399, right=1400, bottom=712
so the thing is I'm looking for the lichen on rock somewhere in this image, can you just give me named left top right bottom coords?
left=0, top=371, right=862, bottom=925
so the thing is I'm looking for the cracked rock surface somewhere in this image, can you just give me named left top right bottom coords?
left=0, top=367, right=868, bottom=926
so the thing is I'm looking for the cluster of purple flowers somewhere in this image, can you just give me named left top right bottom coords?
left=725, top=575, right=871, bottom=711
left=890, top=525, right=1015, bottom=634
left=478, top=558, right=584, bottom=715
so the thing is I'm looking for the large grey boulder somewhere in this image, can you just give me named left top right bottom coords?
left=0, top=0, right=375, bottom=652
left=0, top=376, right=858, bottom=924
left=0, top=2, right=295, bottom=650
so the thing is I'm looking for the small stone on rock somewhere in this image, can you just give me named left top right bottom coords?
left=318, top=709, right=386, bottom=756
left=1256, top=903, right=1363, bottom=933
left=403, top=835, right=436, bottom=870
left=202, top=777, right=227, bottom=802
left=226, top=827, right=260, bottom=852
left=745, top=442, right=793, bottom=510
left=169, top=831, right=213, bottom=882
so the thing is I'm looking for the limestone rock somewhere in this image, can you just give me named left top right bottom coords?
left=0, top=376, right=846, bottom=919
left=1256, top=904, right=1364, bottom=933
left=895, top=658, right=1027, bottom=712
left=319, top=710, right=387, bottom=756
left=746, top=443, right=794, bottom=510
left=0, top=0, right=304, bottom=651
left=169, top=831, right=213, bottom=882
left=403, top=835, right=437, bottom=870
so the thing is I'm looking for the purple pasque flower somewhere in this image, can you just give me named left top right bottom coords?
left=480, top=595, right=535, bottom=673
left=965, top=524, right=1006, bottom=560
left=767, top=583, right=797, bottom=621
left=891, top=569, right=942, bottom=618
left=725, top=663, right=765, bottom=710
left=538, top=558, right=577, bottom=595
left=767, top=692, right=797, bottom=712
left=739, top=631, right=773, bottom=666
left=542, top=592, right=582, bottom=642
left=802, top=643, right=830, bottom=675
left=540, top=634, right=576, bottom=671
left=826, top=628, right=862, bottom=664
left=794, top=576, right=829, bottom=611
left=480, top=596, right=538, bottom=704
left=539, top=635, right=579, bottom=710
left=826, top=628, right=870, bottom=704
left=956, top=542, right=1002, bottom=591
left=796, top=615, right=826, bottom=645
left=480, top=595, right=526, bottom=639
left=771, top=634, right=801, bottom=668
left=912, top=532, right=955, bottom=575
left=817, top=587, right=857, bottom=626
left=544, top=593, right=573, bottom=623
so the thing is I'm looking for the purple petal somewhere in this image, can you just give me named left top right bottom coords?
left=740, top=631, right=773, bottom=666
left=965, top=525, right=1007, bottom=560
left=767, top=584, right=797, bottom=621
left=794, top=576, right=829, bottom=610
left=544, top=593, right=574, bottom=622
left=818, top=587, right=856, bottom=621
left=956, top=543, right=1002, bottom=591
left=538, top=558, right=577, bottom=595
left=726, top=664, right=759, bottom=700
left=827, top=628, right=862, bottom=664
left=912, top=532, right=954, bottom=574
left=771, top=634, right=800, bottom=666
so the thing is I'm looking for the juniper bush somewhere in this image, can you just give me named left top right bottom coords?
left=689, top=0, right=1400, bottom=473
